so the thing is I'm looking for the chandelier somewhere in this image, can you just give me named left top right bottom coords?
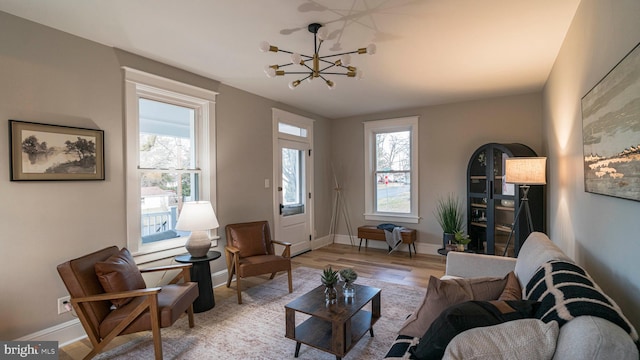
left=259, top=23, right=376, bottom=89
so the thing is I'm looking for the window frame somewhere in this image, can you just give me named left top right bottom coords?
left=123, top=67, right=217, bottom=260
left=364, top=116, right=419, bottom=223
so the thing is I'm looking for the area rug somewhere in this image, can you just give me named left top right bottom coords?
left=95, top=267, right=426, bottom=359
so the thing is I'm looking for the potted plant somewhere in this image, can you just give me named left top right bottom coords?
left=453, top=230, right=471, bottom=251
left=321, top=266, right=339, bottom=304
left=339, top=268, right=358, bottom=298
left=435, top=193, right=464, bottom=248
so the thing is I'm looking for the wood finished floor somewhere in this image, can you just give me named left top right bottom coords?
left=58, top=243, right=446, bottom=359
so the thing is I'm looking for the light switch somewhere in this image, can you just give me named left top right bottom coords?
left=264, top=179, right=270, bottom=188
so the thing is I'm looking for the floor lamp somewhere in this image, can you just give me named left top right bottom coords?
left=502, top=157, right=546, bottom=256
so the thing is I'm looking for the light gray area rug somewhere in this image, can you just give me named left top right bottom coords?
left=95, top=267, right=425, bottom=359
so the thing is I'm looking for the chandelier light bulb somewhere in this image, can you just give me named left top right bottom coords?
left=326, top=80, right=336, bottom=89
left=317, top=27, right=328, bottom=41
left=259, top=41, right=271, bottom=52
left=291, top=53, right=302, bottom=65
left=264, top=66, right=276, bottom=78
left=367, top=43, right=377, bottom=55
left=340, top=54, right=352, bottom=66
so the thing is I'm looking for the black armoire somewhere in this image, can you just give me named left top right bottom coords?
left=467, top=143, right=544, bottom=257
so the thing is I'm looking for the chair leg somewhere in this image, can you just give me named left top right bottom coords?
left=269, top=272, right=276, bottom=279
left=149, top=297, right=163, bottom=360
left=226, top=266, right=235, bottom=288
left=236, top=276, right=242, bottom=304
left=287, top=269, right=293, bottom=293
left=187, top=304, right=195, bottom=328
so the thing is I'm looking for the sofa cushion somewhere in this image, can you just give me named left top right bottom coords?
left=525, top=260, right=638, bottom=342
left=514, top=232, right=571, bottom=292
left=94, top=248, right=146, bottom=307
left=398, top=274, right=513, bottom=338
left=442, top=318, right=559, bottom=360
left=410, top=300, right=540, bottom=359
left=553, top=316, right=640, bottom=360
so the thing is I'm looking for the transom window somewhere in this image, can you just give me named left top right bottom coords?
left=364, top=116, right=419, bottom=223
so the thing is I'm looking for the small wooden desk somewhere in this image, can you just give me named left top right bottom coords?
left=357, top=226, right=417, bottom=258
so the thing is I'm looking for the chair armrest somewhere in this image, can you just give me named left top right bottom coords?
left=140, top=263, right=192, bottom=273
left=271, top=240, right=291, bottom=258
left=71, top=287, right=162, bottom=304
left=141, top=263, right=193, bottom=283
left=225, top=245, right=240, bottom=255
left=271, top=240, right=292, bottom=247
left=446, top=252, right=516, bottom=278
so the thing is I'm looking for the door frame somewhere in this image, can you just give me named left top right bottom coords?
left=272, top=108, right=314, bottom=255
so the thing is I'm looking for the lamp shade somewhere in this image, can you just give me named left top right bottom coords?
left=505, top=157, right=547, bottom=185
left=175, top=201, right=219, bottom=231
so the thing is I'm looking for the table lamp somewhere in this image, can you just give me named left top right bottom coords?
left=502, top=157, right=546, bottom=256
left=175, top=201, right=219, bottom=257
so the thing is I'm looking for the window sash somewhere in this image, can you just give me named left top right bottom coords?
left=123, top=67, right=216, bottom=259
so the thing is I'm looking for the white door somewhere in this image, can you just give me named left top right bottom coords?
left=277, top=139, right=311, bottom=255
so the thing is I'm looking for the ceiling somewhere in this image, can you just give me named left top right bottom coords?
left=0, top=0, right=581, bottom=119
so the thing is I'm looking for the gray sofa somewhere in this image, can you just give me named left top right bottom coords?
left=386, top=232, right=638, bottom=359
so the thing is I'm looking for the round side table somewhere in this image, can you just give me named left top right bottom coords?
left=175, top=251, right=221, bottom=313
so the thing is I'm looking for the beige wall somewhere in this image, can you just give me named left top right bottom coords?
left=0, top=12, right=330, bottom=340
left=330, top=93, right=543, bottom=247
left=543, top=0, right=640, bottom=329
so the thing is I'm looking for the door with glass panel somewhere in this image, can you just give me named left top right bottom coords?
left=278, top=139, right=311, bottom=255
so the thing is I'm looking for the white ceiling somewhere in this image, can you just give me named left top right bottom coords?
left=0, top=0, right=581, bottom=119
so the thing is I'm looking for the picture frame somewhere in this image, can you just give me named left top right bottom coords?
left=581, top=42, right=640, bottom=202
left=9, top=120, right=105, bottom=181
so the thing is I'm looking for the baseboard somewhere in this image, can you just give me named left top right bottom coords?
left=15, top=318, right=86, bottom=347
left=332, top=234, right=441, bottom=256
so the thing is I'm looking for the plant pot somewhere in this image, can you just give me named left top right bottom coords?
left=443, top=233, right=455, bottom=248
left=324, top=285, right=337, bottom=304
left=456, top=244, right=465, bottom=252
left=343, top=281, right=355, bottom=298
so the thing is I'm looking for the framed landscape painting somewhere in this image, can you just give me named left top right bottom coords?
left=582, top=42, right=640, bottom=202
left=9, top=120, right=105, bottom=181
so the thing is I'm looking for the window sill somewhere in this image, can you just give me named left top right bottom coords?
left=363, top=213, right=420, bottom=224
left=133, top=237, right=219, bottom=265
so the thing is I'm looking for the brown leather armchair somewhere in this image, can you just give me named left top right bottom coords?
left=57, top=246, right=199, bottom=360
left=225, top=221, right=293, bottom=304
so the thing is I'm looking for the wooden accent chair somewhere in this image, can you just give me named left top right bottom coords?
left=225, top=221, right=293, bottom=304
left=57, top=246, right=199, bottom=360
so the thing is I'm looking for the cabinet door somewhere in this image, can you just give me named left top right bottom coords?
left=468, top=147, right=489, bottom=252
left=491, top=148, right=516, bottom=256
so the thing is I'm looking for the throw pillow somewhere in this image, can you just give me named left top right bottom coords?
left=94, top=248, right=146, bottom=307
left=410, top=300, right=540, bottom=360
left=228, top=226, right=268, bottom=258
left=442, top=318, right=559, bottom=360
left=525, top=260, right=638, bottom=342
left=398, top=274, right=511, bottom=338
left=498, top=271, right=521, bottom=301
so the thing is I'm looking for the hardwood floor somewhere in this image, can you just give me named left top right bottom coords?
left=58, top=243, right=445, bottom=359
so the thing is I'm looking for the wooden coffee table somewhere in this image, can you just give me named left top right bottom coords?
left=285, top=283, right=381, bottom=360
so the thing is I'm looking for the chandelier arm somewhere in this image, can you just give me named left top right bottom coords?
left=319, top=72, right=351, bottom=76
left=319, top=63, right=337, bottom=72
left=281, top=72, right=316, bottom=75
left=318, top=50, right=361, bottom=59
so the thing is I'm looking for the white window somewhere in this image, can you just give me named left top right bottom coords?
left=123, top=68, right=217, bottom=259
left=364, top=116, right=419, bottom=223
